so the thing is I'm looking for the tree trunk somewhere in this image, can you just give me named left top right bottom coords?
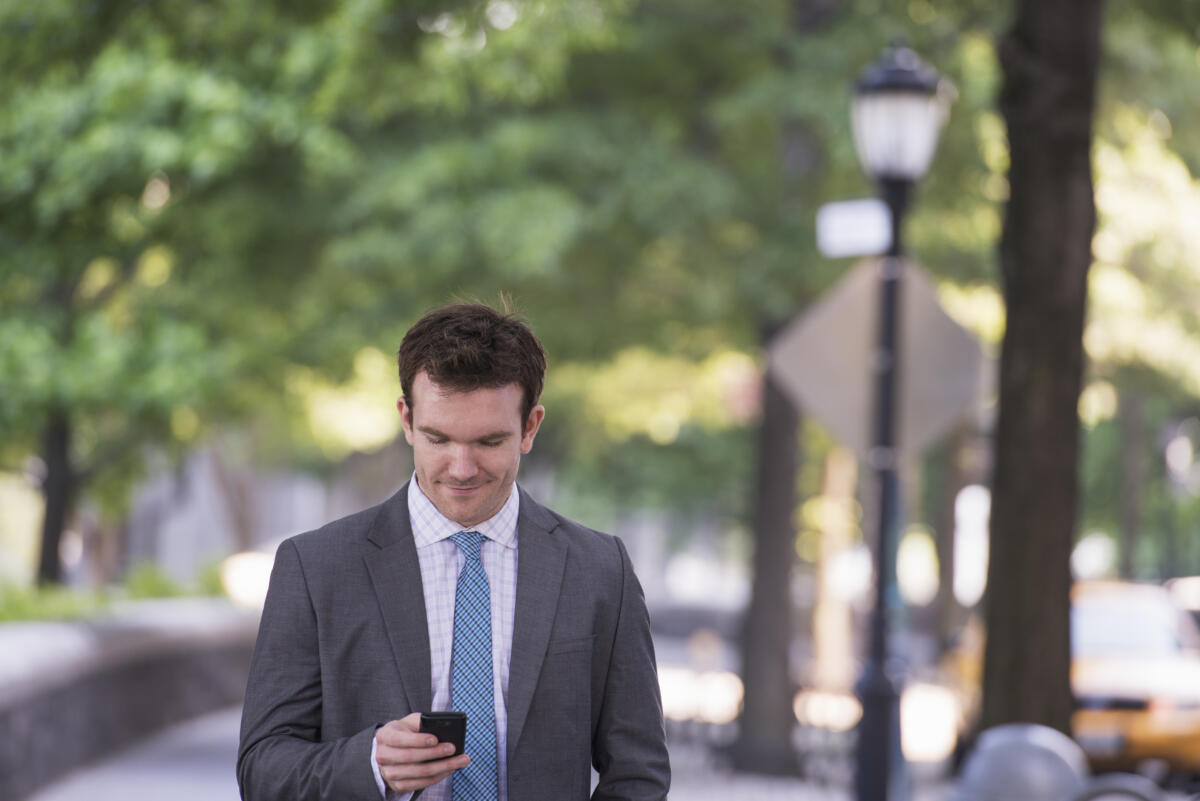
left=731, top=350, right=801, bottom=775
left=211, top=443, right=257, bottom=552
left=981, top=0, right=1102, bottom=735
left=36, top=408, right=76, bottom=585
left=1117, top=390, right=1144, bottom=579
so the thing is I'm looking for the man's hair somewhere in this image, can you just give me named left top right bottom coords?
left=398, top=303, right=547, bottom=426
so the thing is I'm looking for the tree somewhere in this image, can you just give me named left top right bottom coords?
left=981, top=0, right=1103, bottom=733
left=0, top=0, right=352, bottom=583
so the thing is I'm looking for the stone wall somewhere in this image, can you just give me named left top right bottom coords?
left=0, top=599, right=258, bottom=800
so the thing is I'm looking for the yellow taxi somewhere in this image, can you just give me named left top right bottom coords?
left=1071, top=580, right=1200, bottom=774
left=945, top=580, right=1200, bottom=778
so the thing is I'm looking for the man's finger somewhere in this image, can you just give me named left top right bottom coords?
left=381, top=754, right=471, bottom=792
left=376, top=741, right=458, bottom=766
left=377, top=728, right=439, bottom=749
left=375, top=715, right=435, bottom=749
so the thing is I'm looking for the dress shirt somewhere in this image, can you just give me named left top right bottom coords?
left=372, top=477, right=519, bottom=801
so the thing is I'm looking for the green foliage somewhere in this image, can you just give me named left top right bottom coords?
left=0, top=583, right=106, bottom=622
left=196, top=560, right=229, bottom=598
left=0, top=0, right=354, bottom=539
left=0, top=559, right=229, bottom=620
left=553, top=426, right=752, bottom=522
left=2, top=0, right=1200, bottom=580
left=1066, top=2, right=1200, bottom=570
left=121, top=562, right=185, bottom=599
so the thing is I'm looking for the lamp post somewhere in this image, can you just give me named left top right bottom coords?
left=850, top=44, right=951, bottom=801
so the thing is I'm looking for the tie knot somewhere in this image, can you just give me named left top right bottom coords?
left=450, top=530, right=485, bottom=559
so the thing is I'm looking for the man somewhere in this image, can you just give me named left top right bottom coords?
left=238, top=303, right=670, bottom=801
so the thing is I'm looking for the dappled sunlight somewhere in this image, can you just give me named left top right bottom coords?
left=1085, top=309, right=1200, bottom=396
left=953, top=485, right=989, bottom=607
left=219, top=551, right=275, bottom=610
left=1078, top=380, right=1118, bottom=428
left=659, top=667, right=744, bottom=726
left=938, top=283, right=1004, bottom=345
left=791, top=684, right=959, bottom=763
left=1072, top=533, right=1117, bottom=580
left=794, top=689, right=861, bottom=733
left=1167, top=576, right=1200, bottom=614
left=897, top=526, right=939, bottom=607
left=135, top=245, right=173, bottom=288
left=140, top=171, right=171, bottom=211
left=1087, top=113, right=1200, bottom=391
left=77, top=258, right=120, bottom=301
left=899, top=682, right=959, bottom=763
left=660, top=667, right=960, bottom=764
left=826, top=544, right=873, bottom=605
left=663, top=552, right=748, bottom=609
left=0, top=473, right=41, bottom=586
left=552, top=348, right=760, bottom=445
left=289, top=347, right=401, bottom=459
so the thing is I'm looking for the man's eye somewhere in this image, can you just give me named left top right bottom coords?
left=481, top=440, right=503, bottom=448
left=428, top=437, right=448, bottom=445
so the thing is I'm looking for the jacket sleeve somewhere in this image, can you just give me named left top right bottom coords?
left=590, top=537, right=671, bottom=801
left=237, top=539, right=383, bottom=801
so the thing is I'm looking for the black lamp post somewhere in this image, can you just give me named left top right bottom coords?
left=850, top=44, right=951, bottom=801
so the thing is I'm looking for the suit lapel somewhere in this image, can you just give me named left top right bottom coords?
left=506, top=489, right=567, bottom=757
left=364, top=484, right=433, bottom=714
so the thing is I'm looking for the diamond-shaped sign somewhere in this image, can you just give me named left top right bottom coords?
left=768, top=259, right=990, bottom=460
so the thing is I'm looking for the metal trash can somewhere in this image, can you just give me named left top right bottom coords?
left=948, top=724, right=1165, bottom=801
left=948, top=724, right=1089, bottom=801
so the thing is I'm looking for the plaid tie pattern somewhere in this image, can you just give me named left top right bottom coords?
left=449, top=531, right=498, bottom=801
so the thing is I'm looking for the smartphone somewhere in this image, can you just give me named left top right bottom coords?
left=419, top=711, right=467, bottom=756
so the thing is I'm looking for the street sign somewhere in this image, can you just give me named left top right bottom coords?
left=816, top=199, right=891, bottom=259
left=768, top=259, right=991, bottom=460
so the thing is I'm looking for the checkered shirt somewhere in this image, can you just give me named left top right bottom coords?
left=374, top=477, right=519, bottom=801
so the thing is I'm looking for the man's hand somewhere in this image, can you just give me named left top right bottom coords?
left=375, top=713, right=470, bottom=793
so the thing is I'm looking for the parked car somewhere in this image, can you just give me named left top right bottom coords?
left=1072, top=580, right=1200, bottom=776
left=946, top=580, right=1200, bottom=779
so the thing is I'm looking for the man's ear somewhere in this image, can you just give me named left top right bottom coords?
left=398, top=397, right=415, bottom=445
left=520, top=405, right=546, bottom=453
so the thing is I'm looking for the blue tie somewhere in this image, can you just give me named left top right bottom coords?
left=449, top=531, right=498, bottom=801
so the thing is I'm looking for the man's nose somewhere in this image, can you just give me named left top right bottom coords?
left=447, top=445, right=478, bottom=480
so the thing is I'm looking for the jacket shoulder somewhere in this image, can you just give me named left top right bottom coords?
left=292, top=503, right=381, bottom=548
left=539, top=506, right=631, bottom=569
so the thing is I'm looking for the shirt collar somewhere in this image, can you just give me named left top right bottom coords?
left=408, top=475, right=519, bottom=550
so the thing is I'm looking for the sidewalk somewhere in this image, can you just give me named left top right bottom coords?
left=29, top=705, right=947, bottom=801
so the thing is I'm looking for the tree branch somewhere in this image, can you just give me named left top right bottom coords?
left=76, top=430, right=143, bottom=487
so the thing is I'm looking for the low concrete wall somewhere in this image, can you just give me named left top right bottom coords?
left=0, top=599, right=258, bottom=801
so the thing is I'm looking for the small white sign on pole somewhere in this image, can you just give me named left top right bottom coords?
left=816, top=198, right=891, bottom=259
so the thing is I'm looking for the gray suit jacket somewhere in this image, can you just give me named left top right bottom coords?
left=237, top=483, right=670, bottom=801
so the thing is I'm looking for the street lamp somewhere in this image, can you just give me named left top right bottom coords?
left=850, top=43, right=952, bottom=801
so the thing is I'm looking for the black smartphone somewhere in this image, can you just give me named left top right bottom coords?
left=419, top=711, right=467, bottom=756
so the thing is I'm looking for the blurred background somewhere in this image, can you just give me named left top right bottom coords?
left=2, top=0, right=1200, bottom=799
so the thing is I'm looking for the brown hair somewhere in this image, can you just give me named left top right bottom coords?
left=398, top=303, right=547, bottom=426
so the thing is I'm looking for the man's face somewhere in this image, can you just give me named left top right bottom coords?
left=399, top=371, right=544, bottom=528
